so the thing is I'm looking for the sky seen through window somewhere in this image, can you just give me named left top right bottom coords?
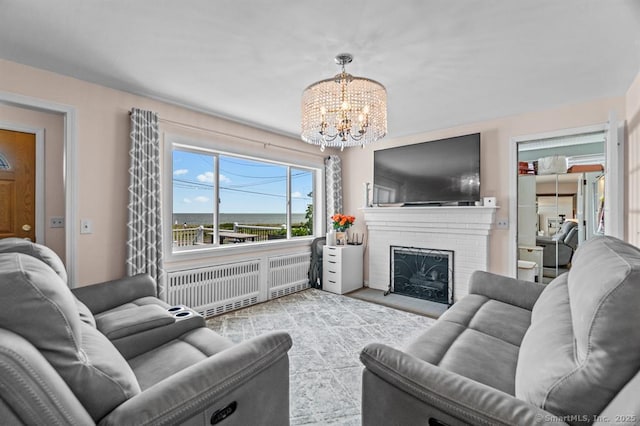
left=173, top=150, right=313, bottom=217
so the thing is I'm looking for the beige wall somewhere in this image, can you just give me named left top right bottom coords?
left=0, top=105, right=65, bottom=259
left=341, top=97, right=626, bottom=278
left=626, top=71, right=640, bottom=246
left=0, top=59, right=319, bottom=286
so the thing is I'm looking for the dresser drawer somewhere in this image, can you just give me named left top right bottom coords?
left=323, top=274, right=341, bottom=294
left=323, top=262, right=341, bottom=281
left=324, top=246, right=342, bottom=261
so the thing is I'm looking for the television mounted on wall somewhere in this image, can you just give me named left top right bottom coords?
left=372, top=133, right=481, bottom=206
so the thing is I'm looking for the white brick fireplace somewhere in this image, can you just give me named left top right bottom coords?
left=362, top=206, right=497, bottom=302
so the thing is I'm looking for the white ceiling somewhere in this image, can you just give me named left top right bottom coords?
left=2, top=1, right=640, bottom=140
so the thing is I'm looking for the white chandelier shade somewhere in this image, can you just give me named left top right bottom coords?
left=301, top=54, right=387, bottom=150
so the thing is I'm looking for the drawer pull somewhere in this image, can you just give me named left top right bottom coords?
left=328, top=270, right=336, bottom=273
left=328, top=280, right=336, bottom=283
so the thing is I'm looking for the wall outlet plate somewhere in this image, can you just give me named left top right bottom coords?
left=50, top=217, right=65, bottom=228
left=496, top=218, right=509, bottom=229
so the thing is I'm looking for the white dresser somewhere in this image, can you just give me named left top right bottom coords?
left=322, top=245, right=364, bottom=294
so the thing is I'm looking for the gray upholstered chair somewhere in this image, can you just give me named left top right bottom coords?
left=360, top=236, right=640, bottom=425
left=0, top=239, right=292, bottom=425
left=536, top=220, right=579, bottom=267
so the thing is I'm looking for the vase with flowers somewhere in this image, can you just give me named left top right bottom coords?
left=331, top=213, right=355, bottom=245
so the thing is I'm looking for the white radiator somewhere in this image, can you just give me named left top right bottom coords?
left=167, top=251, right=311, bottom=318
left=167, top=260, right=260, bottom=318
left=268, top=252, right=311, bottom=299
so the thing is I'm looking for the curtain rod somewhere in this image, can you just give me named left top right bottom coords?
left=155, top=116, right=326, bottom=158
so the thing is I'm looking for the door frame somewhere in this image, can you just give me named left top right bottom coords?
left=508, top=121, right=623, bottom=278
left=0, top=91, right=78, bottom=286
left=0, top=123, right=45, bottom=243
left=605, top=111, right=625, bottom=240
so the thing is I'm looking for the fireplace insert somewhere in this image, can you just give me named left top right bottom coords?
left=389, top=246, right=454, bottom=306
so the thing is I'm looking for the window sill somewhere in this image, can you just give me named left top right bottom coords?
left=164, top=236, right=316, bottom=268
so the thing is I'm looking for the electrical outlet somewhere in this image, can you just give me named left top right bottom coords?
left=80, top=219, right=93, bottom=234
left=50, top=217, right=65, bottom=228
left=496, top=218, right=509, bottom=229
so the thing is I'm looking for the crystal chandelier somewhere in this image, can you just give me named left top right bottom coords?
left=301, top=53, right=387, bottom=151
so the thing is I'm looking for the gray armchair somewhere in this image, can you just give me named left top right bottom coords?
left=0, top=239, right=292, bottom=425
left=536, top=220, right=578, bottom=267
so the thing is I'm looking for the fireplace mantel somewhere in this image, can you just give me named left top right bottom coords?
left=362, top=206, right=497, bottom=302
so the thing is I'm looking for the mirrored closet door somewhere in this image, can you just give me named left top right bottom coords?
left=516, top=131, right=605, bottom=283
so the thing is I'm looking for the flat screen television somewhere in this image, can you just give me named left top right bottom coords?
left=373, top=133, right=480, bottom=206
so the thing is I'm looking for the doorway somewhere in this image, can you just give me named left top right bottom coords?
left=509, top=121, right=623, bottom=282
left=0, top=92, right=78, bottom=286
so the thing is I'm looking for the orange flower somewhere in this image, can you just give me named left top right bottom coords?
left=331, top=213, right=355, bottom=231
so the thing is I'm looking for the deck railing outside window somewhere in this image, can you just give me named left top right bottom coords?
left=172, top=223, right=288, bottom=248
left=172, top=227, right=214, bottom=247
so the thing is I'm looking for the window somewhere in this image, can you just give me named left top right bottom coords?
left=170, top=143, right=317, bottom=252
left=0, top=153, right=10, bottom=170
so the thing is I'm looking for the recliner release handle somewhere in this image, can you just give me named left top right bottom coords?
left=211, top=401, right=237, bottom=424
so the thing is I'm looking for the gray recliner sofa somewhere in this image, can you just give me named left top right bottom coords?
left=360, top=236, right=640, bottom=425
left=0, top=239, right=292, bottom=425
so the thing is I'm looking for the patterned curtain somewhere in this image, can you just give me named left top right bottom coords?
left=325, top=155, right=343, bottom=230
left=127, top=108, right=165, bottom=299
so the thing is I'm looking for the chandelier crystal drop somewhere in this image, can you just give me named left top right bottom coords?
left=301, top=53, right=387, bottom=151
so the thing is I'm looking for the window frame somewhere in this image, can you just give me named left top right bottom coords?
left=163, top=132, right=323, bottom=262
